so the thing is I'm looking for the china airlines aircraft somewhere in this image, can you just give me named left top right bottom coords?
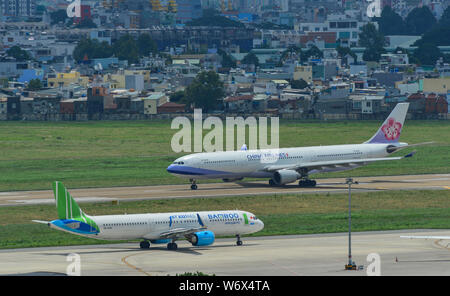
left=33, top=182, right=264, bottom=250
left=168, top=103, right=427, bottom=190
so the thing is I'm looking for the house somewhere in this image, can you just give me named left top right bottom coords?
left=422, top=77, right=450, bottom=95
left=6, top=96, right=21, bottom=118
left=141, top=92, right=169, bottom=115
left=47, top=71, right=89, bottom=88
left=349, top=95, right=384, bottom=115
left=224, top=95, right=254, bottom=113
left=0, top=97, right=7, bottom=119
left=157, top=102, right=186, bottom=113
left=407, top=93, right=426, bottom=117
left=425, top=94, right=449, bottom=114
left=293, top=66, right=313, bottom=83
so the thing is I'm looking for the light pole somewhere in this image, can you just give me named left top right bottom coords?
left=345, top=177, right=358, bottom=270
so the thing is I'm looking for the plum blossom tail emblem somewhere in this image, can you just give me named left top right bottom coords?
left=381, top=118, right=402, bottom=141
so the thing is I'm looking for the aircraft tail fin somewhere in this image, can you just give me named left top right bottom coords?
left=52, top=181, right=98, bottom=231
left=365, top=103, right=409, bottom=144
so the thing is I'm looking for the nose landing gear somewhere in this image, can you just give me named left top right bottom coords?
left=190, top=179, right=198, bottom=190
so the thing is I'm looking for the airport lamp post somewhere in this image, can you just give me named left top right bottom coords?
left=345, top=177, right=358, bottom=269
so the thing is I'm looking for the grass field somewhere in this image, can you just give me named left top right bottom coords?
left=0, top=189, right=449, bottom=249
left=0, top=120, right=448, bottom=192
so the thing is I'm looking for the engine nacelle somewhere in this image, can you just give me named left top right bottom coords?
left=273, top=169, right=300, bottom=185
left=190, top=231, right=215, bottom=246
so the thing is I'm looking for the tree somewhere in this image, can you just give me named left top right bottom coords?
left=184, top=71, right=225, bottom=112
left=413, top=43, right=443, bottom=66
left=218, top=49, right=236, bottom=68
left=414, top=6, right=450, bottom=47
left=75, top=18, right=97, bottom=29
left=376, top=6, right=406, bottom=35
left=336, top=46, right=357, bottom=62
left=290, top=79, right=308, bottom=89
left=405, top=6, right=436, bottom=36
left=359, top=23, right=386, bottom=62
left=73, top=39, right=113, bottom=62
left=170, top=91, right=187, bottom=104
left=50, top=9, right=68, bottom=25
left=27, top=79, right=42, bottom=90
left=6, top=46, right=31, bottom=61
left=113, top=35, right=139, bottom=64
left=301, top=45, right=323, bottom=61
left=241, top=52, right=259, bottom=67
left=137, top=34, right=158, bottom=57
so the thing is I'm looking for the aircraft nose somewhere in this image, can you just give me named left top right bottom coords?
left=258, top=220, right=264, bottom=231
left=167, top=164, right=176, bottom=174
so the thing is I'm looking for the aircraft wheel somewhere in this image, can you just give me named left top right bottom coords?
left=236, top=240, right=243, bottom=246
left=299, top=180, right=317, bottom=188
left=167, top=242, right=178, bottom=250
left=269, top=179, right=275, bottom=186
left=191, top=184, right=198, bottom=190
left=140, top=241, right=150, bottom=249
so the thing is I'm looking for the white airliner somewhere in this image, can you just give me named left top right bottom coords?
left=168, top=103, right=427, bottom=190
left=33, top=182, right=264, bottom=250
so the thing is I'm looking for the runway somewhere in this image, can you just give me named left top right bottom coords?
left=1, top=230, right=450, bottom=276
left=0, top=174, right=449, bottom=206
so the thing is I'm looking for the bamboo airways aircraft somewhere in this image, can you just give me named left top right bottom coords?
left=168, top=103, right=429, bottom=190
left=33, top=182, right=264, bottom=250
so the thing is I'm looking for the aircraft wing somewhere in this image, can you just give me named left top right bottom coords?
left=262, top=156, right=404, bottom=172
left=401, top=236, right=450, bottom=240
left=159, top=226, right=207, bottom=240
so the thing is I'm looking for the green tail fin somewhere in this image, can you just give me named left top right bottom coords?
left=52, top=181, right=99, bottom=231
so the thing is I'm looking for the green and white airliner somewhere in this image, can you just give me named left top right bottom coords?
left=33, top=182, right=264, bottom=250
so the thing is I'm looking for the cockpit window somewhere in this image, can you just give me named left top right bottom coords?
left=173, top=161, right=185, bottom=165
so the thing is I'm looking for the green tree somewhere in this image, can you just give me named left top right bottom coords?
left=336, top=46, right=357, bottom=62
left=218, top=49, right=236, bottom=68
left=137, top=34, right=158, bottom=57
left=414, top=6, right=450, bottom=47
left=73, top=39, right=113, bottom=62
left=301, top=45, right=323, bottom=61
left=241, top=52, right=259, bottom=67
left=376, top=6, right=406, bottom=35
left=75, top=18, right=97, bottom=29
left=290, top=79, right=308, bottom=89
left=359, top=23, right=386, bottom=62
left=6, top=46, right=31, bottom=61
left=405, top=6, right=436, bottom=36
left=413, top=43, right=443, bottom=65
left=184, top=71, right=225, bottom=112
left=169, top=90, right=187, bottom=104
left=113, top=35, right=139, bottom=64
left=27, top=79, right=42, bottom=90
left=50, top=9, right=68, bottom=25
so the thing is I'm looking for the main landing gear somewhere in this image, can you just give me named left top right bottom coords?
left=236, top=234, right=243, bottom=246
left=298, top=179, right=317, bottom=188
left=298, top=168, right=317, bottom=188
left=190, top=179, right=198, bottom=190
left=139, top=240, right=150, bottom=249
left=167, top=242, right=178, bottom=251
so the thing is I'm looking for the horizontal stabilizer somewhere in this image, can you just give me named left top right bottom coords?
left=32, top=220, right=50, bottom=225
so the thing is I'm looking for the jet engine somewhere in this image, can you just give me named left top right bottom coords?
left=189, top=231, right=215, bottom=246
left=273, top=169, right=300, bottom=185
